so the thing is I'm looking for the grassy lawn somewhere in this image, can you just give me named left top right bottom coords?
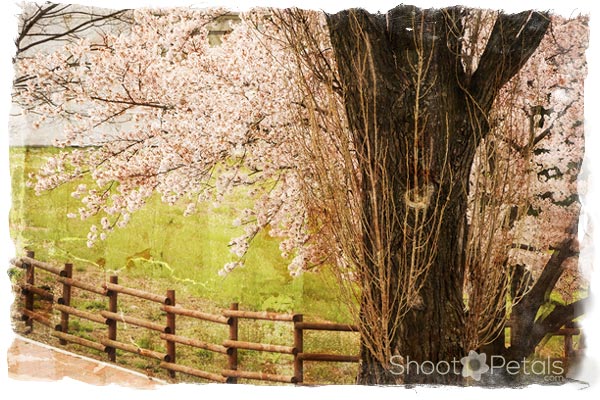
left=8, top=146, right=359, bottom=384
left=9, top=146, right=352, bottom=321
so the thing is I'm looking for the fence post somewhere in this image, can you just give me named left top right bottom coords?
left=226, top=302, right=239, bottom=383
left=165, top=289, right=176, bottom=379
left=293, top=314, right=304, bottom=385
left=22, top=250, right=35, bottom=330
left=106, top=275, right=118, bottom=362
left=57, top=263, right=73, bottom=345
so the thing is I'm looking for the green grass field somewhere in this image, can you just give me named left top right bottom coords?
left=9, top=146, right=351, bottom=323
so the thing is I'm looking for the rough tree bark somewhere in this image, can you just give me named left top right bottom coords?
left=326, top=6, right=550, bottom=384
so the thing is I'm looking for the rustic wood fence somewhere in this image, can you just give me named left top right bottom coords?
left=11, top=251, right=359, bottom=385
left=11, top=251, right=583, bottom=384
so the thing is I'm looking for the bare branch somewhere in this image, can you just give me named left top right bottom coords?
left=15, top=3, right=131, bottom=58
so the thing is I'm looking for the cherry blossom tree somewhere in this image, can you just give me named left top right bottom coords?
left=12, top=4, right=588, bottom=385
left=478, top=15, right=589, bottom=367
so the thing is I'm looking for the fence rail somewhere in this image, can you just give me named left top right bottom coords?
left=11, top=251, right=362, bottom=385
left=222, top=309, right=296, bottom=322
left=104, top=282, right=171, bottom=304
left=161, top=304, right=230, bottom=325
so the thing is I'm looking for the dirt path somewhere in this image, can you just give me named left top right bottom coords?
left=7, top=335, right=165, bottom=388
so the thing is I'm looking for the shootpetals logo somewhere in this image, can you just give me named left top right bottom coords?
left=460, top=350, right=489, bottom=381
left=389, top=350, right=564, bottom=383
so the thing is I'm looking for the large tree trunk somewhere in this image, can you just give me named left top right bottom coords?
left=326, top=6, right=549, bottom=384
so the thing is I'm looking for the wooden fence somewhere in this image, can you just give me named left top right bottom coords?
left=11, top=251, right=359, bottom=385
left=11, top=251, right=583, bottom=384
